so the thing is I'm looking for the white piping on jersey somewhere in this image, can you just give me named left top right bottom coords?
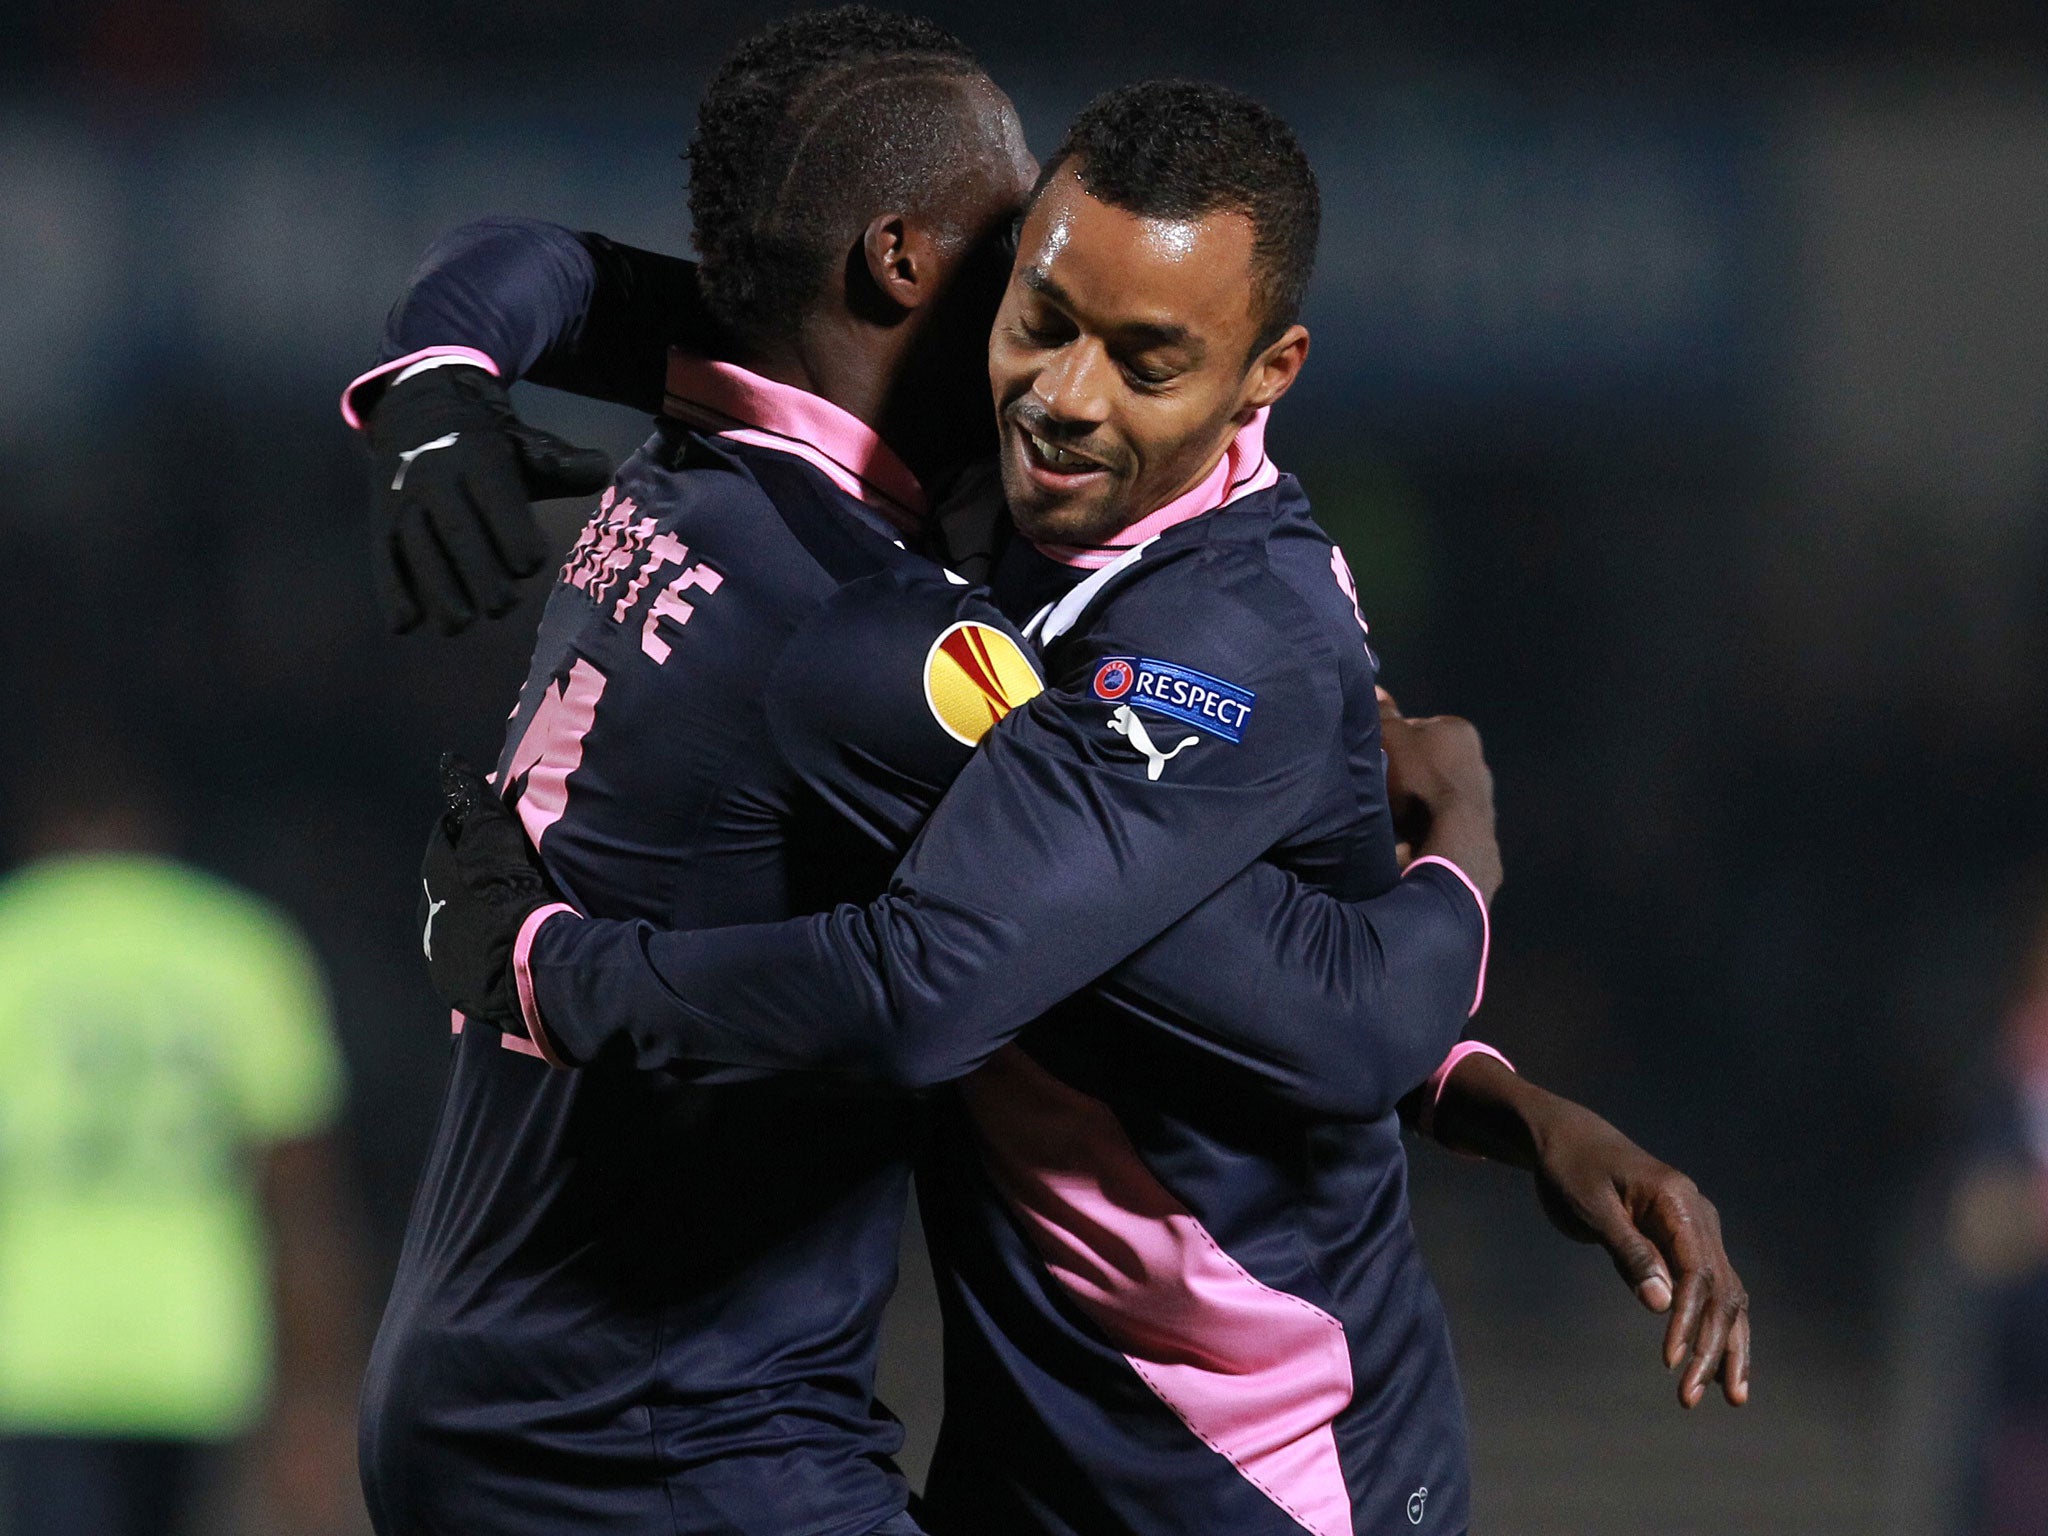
left=1024, top=537, right=1158, bottom=648
left=392, top=353, right=489, bottom=387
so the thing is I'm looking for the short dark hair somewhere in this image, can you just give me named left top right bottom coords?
left=1041, top=80, right=1321, bottom=351
left=687, top=6, right=986, bottom=343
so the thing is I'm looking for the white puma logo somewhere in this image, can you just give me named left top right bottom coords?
left=392, top=432, right=461, bottom=489
left=421, top=880, right=448, bottom=961
left=1107, top=704, right=1198, bottom=780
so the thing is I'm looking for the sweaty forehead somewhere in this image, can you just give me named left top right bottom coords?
left=1018, top=167, right=1260, bottom=343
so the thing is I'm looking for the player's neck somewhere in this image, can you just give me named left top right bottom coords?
left=733, top=316, right=935, bottom=491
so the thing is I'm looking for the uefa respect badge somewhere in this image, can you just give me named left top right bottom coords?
left=1090, top=656, right=1255, bottom=744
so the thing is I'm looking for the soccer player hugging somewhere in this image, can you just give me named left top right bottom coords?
left=352, top=13, right=1750, bottom=1536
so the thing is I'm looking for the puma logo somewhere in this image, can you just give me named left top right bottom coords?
left=392, top=432, right=461, bottom=489
left=421, top=879, right=448, bottom=961
left=1107, top=704, right=1198, bottom=781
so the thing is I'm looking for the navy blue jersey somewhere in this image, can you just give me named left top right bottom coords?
left=357, top=221, right=1492, bottom=1536
left=523, top=463, right=1487, bottom=1536
left=359, top=366, right=1004, bottom=1536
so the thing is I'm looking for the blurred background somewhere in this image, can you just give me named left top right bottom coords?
left=3, top=1, right=2046, bottom=1531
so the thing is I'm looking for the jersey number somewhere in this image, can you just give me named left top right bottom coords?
left=505, top=658, right=606, bottom=846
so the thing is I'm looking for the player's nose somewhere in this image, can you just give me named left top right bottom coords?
left=1032, top=338, right=1114, bottom=431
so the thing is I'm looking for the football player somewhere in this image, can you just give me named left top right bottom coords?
left=349, top=16, right=1511, bottom=1536
left=354, top=14, right=1749, bottom=1536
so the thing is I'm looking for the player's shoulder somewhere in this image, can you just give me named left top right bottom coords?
left=697, top=432, right=941, bottom=587
left=1039, top=479, right=1350, bottom=721
left=610, top=424, right=924, bottom=592
left=1178, top=473, right=1362, bottom=646
left=764, top=564, right=1043, bottom=841
left=782, top=562, right=1040, bottom=743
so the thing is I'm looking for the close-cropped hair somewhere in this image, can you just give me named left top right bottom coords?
left=687, top=5, right=986, bottom=343
left=1040, top=79, right=1321, bottom=351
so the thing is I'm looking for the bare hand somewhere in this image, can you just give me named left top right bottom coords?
left=1375, top=687, right=1500, bottom=901
left=1529, top=1101, right=1752, bottom=1407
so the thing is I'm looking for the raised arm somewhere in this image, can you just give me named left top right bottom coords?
left=341, top=219, right=719, bottom=633
left=343, top=217, right=715, bottom=423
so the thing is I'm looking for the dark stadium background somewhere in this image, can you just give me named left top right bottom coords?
left=5, top=2, right=2047, bottom=1530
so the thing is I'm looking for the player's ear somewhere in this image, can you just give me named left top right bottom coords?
left=857, top=213, right=939, bottom=316
left=1238, top=323, right=1310, bottom=418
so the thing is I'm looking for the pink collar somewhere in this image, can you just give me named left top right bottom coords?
left=1032, top=408, right=1283, bottom=569
left=663, top=350, right=928, bottom=533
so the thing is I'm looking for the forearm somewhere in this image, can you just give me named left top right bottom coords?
left=525, top=855, right=1486, bottom=1112
left=1415, top=1049, right=1601, bottom=1168
left=1096, top=857, right=1488, bottom=1119
left=348, top=218, right=701, bottom=423
left=524, top=901, right=1019, bottom=1081
left=522, top=881, right=1132, bottom=1084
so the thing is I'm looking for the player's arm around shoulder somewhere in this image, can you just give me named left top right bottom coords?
left=344, top=218, right=705, bottom=635
left=1058, top=551, right=1497, bottom=1119
left=762, top=566, right=1045, bottom=854
left=997, top=542, right=1349, bottom=803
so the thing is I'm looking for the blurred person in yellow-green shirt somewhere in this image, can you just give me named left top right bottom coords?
left=0, top=769, right=366, bottom=1536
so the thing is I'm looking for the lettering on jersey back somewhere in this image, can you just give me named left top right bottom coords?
left=560, top=488, right=726, bottom=667
left=641, top=564, right=723, bottom=664
left=561, top=488, right=650, bottom=606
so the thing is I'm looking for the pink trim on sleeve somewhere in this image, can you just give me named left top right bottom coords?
left=512, top=903, right=579, bottom=1068
left=1402, top=853, right=1490, bottom=1015
left=1417, top=1041, right=1515, bottom=1139
left=339, top=345, right=501, bottom=430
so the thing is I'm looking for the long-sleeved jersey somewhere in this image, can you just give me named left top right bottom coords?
left=518, top=458, right=1483, bottom=1536
left=356, top=221, right=1490, bottom=1536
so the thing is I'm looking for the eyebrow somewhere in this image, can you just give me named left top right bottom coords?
left=1020, top=266, right=1201, bottom=357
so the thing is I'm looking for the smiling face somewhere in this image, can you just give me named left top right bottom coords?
left=989, top=162, right=1309, bottom=548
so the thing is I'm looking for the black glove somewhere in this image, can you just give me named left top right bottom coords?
left=367, top=365, right=614, bottom=634
left=419, top=753, right=557, bottom=1025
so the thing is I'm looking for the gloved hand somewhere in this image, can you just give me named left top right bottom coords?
left=419, top=753, right=557, bottom=1024
left=367, top=365, right=614, bottom=634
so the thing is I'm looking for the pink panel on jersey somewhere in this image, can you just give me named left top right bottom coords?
left=506, top=658, right=607, bottom=844
left=452, top=1001, right=553, bottom=1060
left=1033, top=407, right=1284, bottom=570
left=663, top=350, right=927, bottom=532
left=1328, top=545, right=1370, bottom=638
left=960, top=1046, right=1356, bottom=1536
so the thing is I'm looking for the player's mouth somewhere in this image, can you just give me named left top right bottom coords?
left=1009, top=419, right=1115, bottom=497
